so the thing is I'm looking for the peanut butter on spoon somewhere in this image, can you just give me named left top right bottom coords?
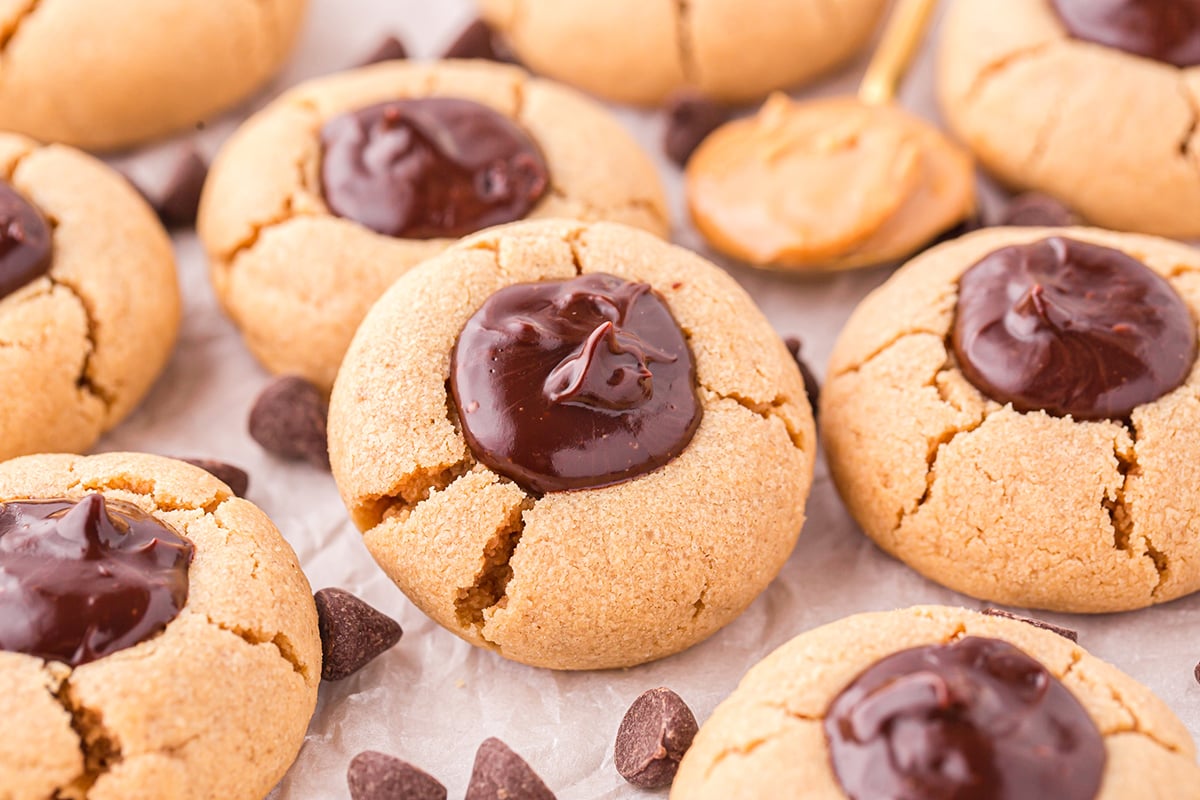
left=686, top=0, right=975, bottom=271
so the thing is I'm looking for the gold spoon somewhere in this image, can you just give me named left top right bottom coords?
left=686, top=0, right=976, bottom=272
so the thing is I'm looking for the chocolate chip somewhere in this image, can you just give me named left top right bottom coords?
left=614, top=688, right=698, bottom=789
left=315, top=588, right=403, bottom=682
left=348, top=751, right=446, bottom=800
left=982, top=608, right=1078, bottom=642
left=442, top=19, right=518, bottom=63
left=180, top=458, right=250, bottom=497
left=663, top=91, right=731, bottom=167
left=1194, top=661, right=1200, bottom=686
left=996, top=192, right=1080, bottom=228
left=248, top=376, right=330, bottom=469
left=784, top=337, right=821, bottom=418
left=357, top=35, right=409, bottom=67
left=465, top=738, right=555, bottom=800
left=152, top=148, right=208, bottom=229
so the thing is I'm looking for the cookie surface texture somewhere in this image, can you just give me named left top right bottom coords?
left=939, top=0, right=1200, bottom=237
left=199, top=60, right=669, bottom=391
left=821, top=227, right=1200, bottom=613
left=328, top=219, right=815, bottom=670
left=0, top=133, right=180, bottom=462
left=0, top=452, right=321, bottom=800
left=478, top=0, right=888, bottom=105
left=0, top=0, right=308, bottom=151
left=672, top=605, right=1200, bottom=799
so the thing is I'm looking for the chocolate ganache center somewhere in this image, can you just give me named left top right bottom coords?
left=319, top=97, right=550, bottom=239
left=450, top=273, right=702, bottom=494
left=952, top=237, right=1196, bottom=421
left=0, top=179, right=52, bottom=301
left=0, top=494, right=194, bottom=667
left=1051, top=0, right=1200, bottom=68
left=825, top=637, right=1106, bottom=800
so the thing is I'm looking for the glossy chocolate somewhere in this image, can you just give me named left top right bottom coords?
left=1051, top=0, right=1200, bottom=67
left=0, top=494, right=193, bottom=666
left=450, top=273, right=701, bottom=494
left=952, top=237, right=1196, bottom=420
left=0, top=179, right=52, bottom=301
left=319, top=98, right=549, bottom=240
left=825, top=637, right=1106, bottom=800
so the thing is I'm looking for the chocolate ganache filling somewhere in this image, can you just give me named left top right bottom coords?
left=319, top=97, right=550, bottom=239
left=0, top=494, right=194, bottom=667
left=0, top=179, right=52, bottom=301
left=450, top=273, right=702, bottom=494
left=1051, top=0, right=1200, bottom=68
left=952, top=237, right=1196, bottom=421
left=825, top=637, right=1106, bottom=800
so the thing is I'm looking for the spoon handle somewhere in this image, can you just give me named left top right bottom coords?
left=858, top=0, right=938, bottom=106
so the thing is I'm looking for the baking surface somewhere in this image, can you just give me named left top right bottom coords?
left=99, top=1, right=1200, bottom=796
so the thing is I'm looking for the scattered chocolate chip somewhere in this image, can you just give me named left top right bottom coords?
left=180, top=458, right=250, bottom=497
left=248, top=376, right=330, bottom=469
left=348, top=751, right=446, bottom=800
left=442, top=19, right=518, bottom=63
left=465, top=738, right=555, bottom=800
left=784, top=337, right=821, bottom=417
left=1194, top=661, right=1200, bottom=686
left=663, top=91, right=731, bottom=167
left=983, top=608, right=1078, bottom=643
left=614, top=688, right=699, bottom=789
left=315, top=588, right=403, bottom=681
left=996, top=192, right=1080, bottom=228
left=357, top=35, right=409, bottom=67
left=153, top=148, right=208, bottom=228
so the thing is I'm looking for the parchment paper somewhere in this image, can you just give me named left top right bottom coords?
left=99, top=1, right=1200, bottom=796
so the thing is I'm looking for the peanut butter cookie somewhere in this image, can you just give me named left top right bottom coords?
left=822, top=227, right=1200, bottom=613
left=199, top=60, right=668, bottom=391
left=328, top=219, right=815, bottom=670
left=673, top=606, right=1200, bottom=799
left=0, top=452, right=321, bottom=800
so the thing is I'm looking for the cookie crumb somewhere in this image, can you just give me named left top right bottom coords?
left=663, top=91, right=731, bottom=167
left=784, top=337, right=821, bottom=417
left=248, top=376, right=331, bottom=469
left=180, top=458, right=249, bottom=497
left=996, top=193, right=1080, bottom=228
left=465, top=738, right=555, bottom=800
left=348, top=751, right=446, bottom=800
left=358, top=35, right=409, bottom=67
left=153, top=147, right=208, bottom=229
left=982, top=608, right=1078, bottom=642
left=442, top=19, right=518, bottom=63
left=614, top=687, right=698, bottom=789
left=315, top=588, right=403, bottom=681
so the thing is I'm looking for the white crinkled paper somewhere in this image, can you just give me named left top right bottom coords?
left=100, top=1, right=1200, bottom=797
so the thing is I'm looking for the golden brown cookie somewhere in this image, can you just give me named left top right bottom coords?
left=478, top=0, right=889, bottom=105
left=0, top=133, right=180, bottom=462
left=199, top=59, right=669, bottom=391
left=328, top=219, right=815, bottom=670
left=939, top=0, right=1200, bottom=238
left=673, top=605, right=1200, bottom=799
left=822, top=227, right=1200, bottom=613
left=0, top=452, right=321, bottom=800
left=0, top=0, right=308, bottom=151
left=687, top=94, right=975, bottom=271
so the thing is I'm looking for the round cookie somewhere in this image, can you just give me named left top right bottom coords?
left=478, top=0, right=889, bottom=106
left=939, top=0, right=1200, bottom=238
left=0, top=452, right=321, bottom=800
left=328, top=219, right=815, bottom=670
left=821, top=226, right=1200, bottom=613
left=673, top=605, right=1200, bottom=798
left=199, top=59, right=669, bottom=391
left=0, top=0, right=307, bottom=151
left=0, top=133, right=180, bottom=463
